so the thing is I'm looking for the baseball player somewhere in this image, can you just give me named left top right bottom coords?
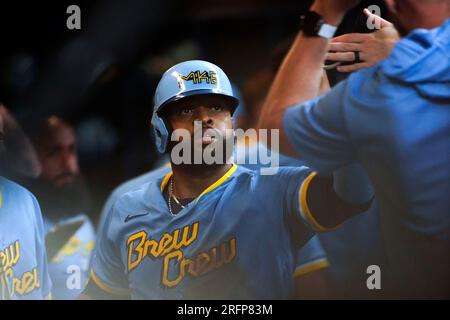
left=28, top=116, right=95, bottom=300
left=83, top=60, right=373, bottom=299
left=98, top=166, right=329, bottom=299
left=0, top=107, right=52, bottom=300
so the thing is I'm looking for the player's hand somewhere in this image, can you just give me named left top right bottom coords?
left=310, top=0, right=361, bottom=25
left=325, top=9, right=400, bottom=73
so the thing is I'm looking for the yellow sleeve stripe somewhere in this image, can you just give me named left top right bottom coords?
left=0, top=191, right=2, bottom=208
left=299, top=172, right=337, bottom=232
left=293, top=258, right=330, bottom=278
left=90, top=270, right=130, bottom=296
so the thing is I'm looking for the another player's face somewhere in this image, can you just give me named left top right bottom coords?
left=37, top=124, right=79, bottom=188
left=167, top=96, right=233, bottom=147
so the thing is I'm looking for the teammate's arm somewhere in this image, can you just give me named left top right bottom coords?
left=258, top=0, right=360, bottom=157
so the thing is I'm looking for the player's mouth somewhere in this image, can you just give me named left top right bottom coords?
left=194, top=128, right=221, bottom=145
left=201, top=133, right=218, bottom=145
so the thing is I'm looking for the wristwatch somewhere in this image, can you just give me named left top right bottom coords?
left=299, top=11, right=337, bottom=39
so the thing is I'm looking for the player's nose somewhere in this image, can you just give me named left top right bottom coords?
left=194, top=106, right=214, bottom=126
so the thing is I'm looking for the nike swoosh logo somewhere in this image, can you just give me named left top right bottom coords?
left=124, top=212, right=150, bottom=223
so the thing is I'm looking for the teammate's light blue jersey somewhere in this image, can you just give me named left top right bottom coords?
left=45, top=214, right=95, bottom=300
left=283, top=20, right=450, bottom=297
left=91, top=164, right=318, bottom=299
left=0, top=177, right=52, bottom=300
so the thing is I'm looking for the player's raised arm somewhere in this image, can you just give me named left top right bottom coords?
left=300, top=163, right=374, bottom=232
left=258, top=0, right=360, bottom=156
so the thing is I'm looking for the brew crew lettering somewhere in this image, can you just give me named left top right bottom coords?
left=0, top=241, right=41, bottom=299
left=126, top=222, right=237, bottom=287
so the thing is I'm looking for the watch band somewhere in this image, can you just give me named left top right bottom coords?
left=300, top=11, right=338, bottom=39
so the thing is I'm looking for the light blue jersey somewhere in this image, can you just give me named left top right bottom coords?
left=283, top=20, right=450, bottom=297
left=90, top=164, right=318, bottom=299
left=45, top=214, right=95, bottom=300
left=99, top=156, right=328, bottom=287
left=0, top=177, right=52, bottom=300
left=98, top=166, right=171, bottom=231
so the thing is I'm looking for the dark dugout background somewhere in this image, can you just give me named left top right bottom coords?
left=0, top=0, right=387, bottom=225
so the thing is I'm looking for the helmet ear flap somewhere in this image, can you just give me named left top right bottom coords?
left=151, top=113, right=170, bottom=153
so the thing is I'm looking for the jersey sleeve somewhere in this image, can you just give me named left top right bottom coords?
left=256, top=167, right=316, bottom=245
left=294, top=235, right=329, bottom=278
left=282, top=79, right=355, bottom=175
left=87, top=204, right=130, bottom=298
left=30, top=193, right=53, bottom=299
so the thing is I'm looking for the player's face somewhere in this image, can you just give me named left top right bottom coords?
left=37, top=124, right=79, bottom=188
left=167, top=96, right=233, bottom=147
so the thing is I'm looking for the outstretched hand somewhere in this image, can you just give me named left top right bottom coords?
left=325, top=8, right=400, bottom=73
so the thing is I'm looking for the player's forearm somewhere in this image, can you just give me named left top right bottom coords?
left=306, top=165, right=374, bottom=231
left=259, top=34, right=328, bottom=130
left=258, top=5, right=345, bottom=155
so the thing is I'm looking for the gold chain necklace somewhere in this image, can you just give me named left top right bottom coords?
left=168, top=177, right=185, bottom=216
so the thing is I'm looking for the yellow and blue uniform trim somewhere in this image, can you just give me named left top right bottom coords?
left=299, top=172, right=338, bottom=232
left=293, top=258, right=329, bottom=278
left=160, top=163, right=238, bottom=205
left=90, top=270, right=130, bottom=296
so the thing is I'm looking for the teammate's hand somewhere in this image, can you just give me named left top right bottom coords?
left=325, top=9, right=400, bottom=73
left=310, top=0, right=361, bottom=25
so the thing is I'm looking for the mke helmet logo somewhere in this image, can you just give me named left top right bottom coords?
left=178, top=70, right=217, bottom=88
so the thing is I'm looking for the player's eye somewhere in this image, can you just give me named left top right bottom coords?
left=179, top=107, right=193, bottom=116
left=210, top=106, right=223, bottom=112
